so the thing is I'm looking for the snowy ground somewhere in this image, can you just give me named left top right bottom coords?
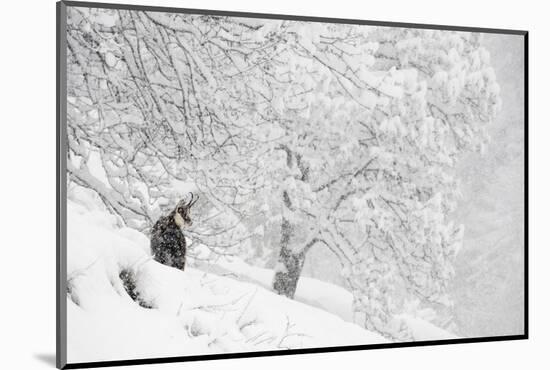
left=66, top=188, right=455, bottom=364
left=66, top=190, right=387, bottom=363
left=213, top=255, right=459, bottom=342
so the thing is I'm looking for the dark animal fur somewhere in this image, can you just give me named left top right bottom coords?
left=150, top=194, right=198, bottom=271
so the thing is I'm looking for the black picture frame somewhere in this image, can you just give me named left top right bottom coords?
left=56, top=1, right=529, bottom=368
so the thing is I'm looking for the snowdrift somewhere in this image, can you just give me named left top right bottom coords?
left=215, top=257, right=459, bottom=342
left=66, top=194, right=387, bottom=364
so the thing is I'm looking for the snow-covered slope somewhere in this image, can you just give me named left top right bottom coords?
left=214, top=256, right=459, bottom=341
left=66, top=193, right=387, bottom=364
left=214, top=256, right=356, bottom=322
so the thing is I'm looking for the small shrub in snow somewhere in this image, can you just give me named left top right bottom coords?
left=119, top=268, right=154, bottom=309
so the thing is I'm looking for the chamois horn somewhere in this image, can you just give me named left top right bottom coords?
left=186, top=192, right=199, bottom=207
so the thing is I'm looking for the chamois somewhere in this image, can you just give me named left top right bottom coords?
left=150, top=193, right=199, bottom=271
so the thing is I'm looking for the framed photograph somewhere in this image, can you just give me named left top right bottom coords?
left=56, top=1, right=528, bottom=368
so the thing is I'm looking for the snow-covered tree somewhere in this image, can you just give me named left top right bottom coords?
left=66, top=8, right=288, bottom=256
left=260, top=25, right=501, bottom=339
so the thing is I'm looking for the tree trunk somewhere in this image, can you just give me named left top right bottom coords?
left=272, top=217, right=305, bottom=299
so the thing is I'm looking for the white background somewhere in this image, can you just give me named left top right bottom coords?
left=0, top=0, right=545, bottom=368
